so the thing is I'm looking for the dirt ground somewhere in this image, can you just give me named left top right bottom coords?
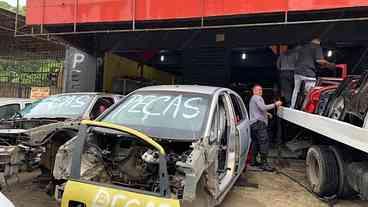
left=3, top=160, right=368, bottom=207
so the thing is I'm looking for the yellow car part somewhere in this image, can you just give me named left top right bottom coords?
left=81, top=120, right=166, bottom=155
left=61, top=180, right=180, bottom=207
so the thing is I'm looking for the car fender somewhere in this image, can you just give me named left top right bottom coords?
left=27, top=121, right=80, bottom=146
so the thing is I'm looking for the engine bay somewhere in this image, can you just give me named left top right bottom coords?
left=80, top=128, right=193, bottom=199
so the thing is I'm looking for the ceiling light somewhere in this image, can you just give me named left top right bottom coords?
left=160, top=55, right=165, bottom=62
left=241, top=53, right=247, bottom=60
left=327, top=50, right=333, bottom=58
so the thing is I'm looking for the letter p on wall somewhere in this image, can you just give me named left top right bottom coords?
left=73, top=53, right=86, bottom=69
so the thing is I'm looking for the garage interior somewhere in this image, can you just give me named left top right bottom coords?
left=27, top=1, right=368, bottom=173
left=21, top=7, right=368, bottom=98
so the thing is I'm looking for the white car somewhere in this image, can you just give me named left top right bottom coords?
left=0, top=98, right=33, bottom=120
left=0, top=192, right=14, bottom=207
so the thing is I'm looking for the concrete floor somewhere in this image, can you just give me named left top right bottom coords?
left=3, top=160, right=368, bottom=207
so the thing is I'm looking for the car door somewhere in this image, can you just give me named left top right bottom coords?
left=0, top=104, right=21, bottom=120
left=228, top=92, right=251, bottom=173
left=356, top=73, right=368, bottom=119
left=63, top=121, right=180, bottom=207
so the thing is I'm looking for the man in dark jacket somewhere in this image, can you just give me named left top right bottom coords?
left=291, top=38, right=335, bottom=108
left=249, top=84, right=282, bottom=171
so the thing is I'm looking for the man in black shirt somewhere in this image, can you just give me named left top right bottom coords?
left=291, top=38, right=335, bottom=108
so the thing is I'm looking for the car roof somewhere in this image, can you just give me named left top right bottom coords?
left=0, top=98, right=33, bottom=104
left=52, top=92, right=121, bottom=97
left=135, top=85, right=223, bottom=95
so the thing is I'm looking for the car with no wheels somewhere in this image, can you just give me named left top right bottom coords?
left=327, top=71, right=368, bottom=127
left=56, top=85, right=252, bottom=207
left=301, top=64, right=347, bottom=113
left=0, top=93, right=122, bottom=183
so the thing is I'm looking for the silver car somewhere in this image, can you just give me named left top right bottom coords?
left=0, top=98, right=33, bottom=120
left=0, top=93, right=123, bottom=181
left=56, top=85, right=252, bottom=207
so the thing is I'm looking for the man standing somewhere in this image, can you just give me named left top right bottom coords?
left=249, top=84, right=282, bottom=172
left=291, top=38, right=335, bottom=108
left=277, top=47, right=299, bottom=106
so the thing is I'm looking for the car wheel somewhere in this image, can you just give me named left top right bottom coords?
left=329, top=96, right=346, bottom=120
left=329, top=146, right=356, bottom=198
left=306, top=146, right=339, bottom=196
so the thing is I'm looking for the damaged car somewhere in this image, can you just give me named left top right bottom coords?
left=0, top=93, right=122, bottom=185
left=56, top=85, right=252, bottom=207
left=0, top=98, right=33, bottom=120
left=327, top=71, right=368, bottom=127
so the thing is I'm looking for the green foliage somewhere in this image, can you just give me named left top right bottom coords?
left=0, top=58, right=63, bottom=86
left=0, top=1, right=26, bottom=15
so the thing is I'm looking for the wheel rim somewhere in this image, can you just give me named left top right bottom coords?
left=330, top=98, right=345, bottom=120
left=309, top=155, right=320, bottom=187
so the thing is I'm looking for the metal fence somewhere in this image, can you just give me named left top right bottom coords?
left=0, top=55, right=64, bottom=98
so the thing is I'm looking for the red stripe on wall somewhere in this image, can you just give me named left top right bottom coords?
left=26, top=0, right=368, bottom=25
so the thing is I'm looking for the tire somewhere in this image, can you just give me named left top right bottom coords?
left=328, top=96, right=346, bottom=120
left=306, top=146, right=339, bottom=196
left=329, top=146, right=356, bottom=198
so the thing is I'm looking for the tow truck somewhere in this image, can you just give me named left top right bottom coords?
left=278, top=107, right=368, bottom=199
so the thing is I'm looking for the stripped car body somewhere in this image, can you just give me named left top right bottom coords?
left=302, top=64, right=347, bottom=114
left=327, top=71, right=368, bottom=127
left=57, top=85, right=252, bottom=207
left=0, top=93, right=122, bottom=179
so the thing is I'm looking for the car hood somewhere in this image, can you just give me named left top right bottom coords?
left=0, top=129, right=27, bottom=134
left=0, top=118, right=81, bottom=146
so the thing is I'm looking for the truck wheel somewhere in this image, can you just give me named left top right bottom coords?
left=306, top=146, right=339, bottom=196
left=329, top=146, right=356, bottom=198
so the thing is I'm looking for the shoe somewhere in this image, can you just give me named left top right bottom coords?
left=260, top=153, right=275, bottom=172
left=260, top=163, right=275, bottom=172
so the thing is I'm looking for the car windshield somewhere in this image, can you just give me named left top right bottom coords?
left=102, top=91, right=210, bottom=140
left=22, top=94, right=95, bottom=119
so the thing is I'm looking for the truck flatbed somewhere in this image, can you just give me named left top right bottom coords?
left=278, top=107, right=368, bottom=154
